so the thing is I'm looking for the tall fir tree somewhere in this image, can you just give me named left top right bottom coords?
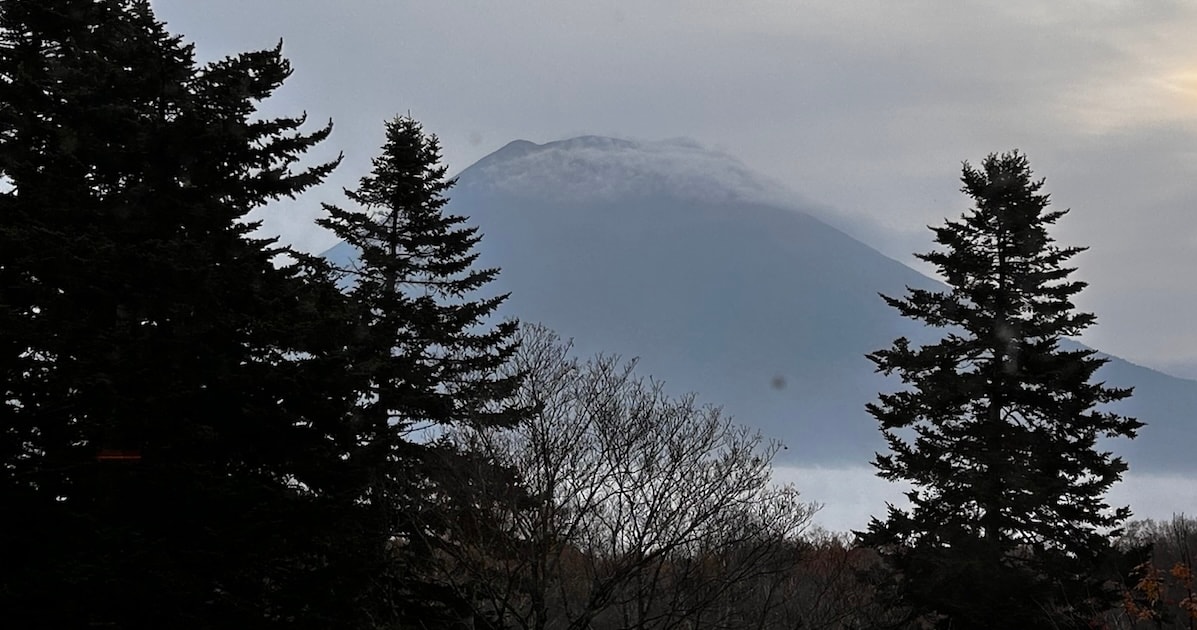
left=319, top=116, right=526, bottom=626
left=0, top=1, right=379, bottom=627
left=861, top=151, right=1143, bottom=629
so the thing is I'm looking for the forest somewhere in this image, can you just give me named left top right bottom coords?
left=1, top=2, right=1193, bottom=629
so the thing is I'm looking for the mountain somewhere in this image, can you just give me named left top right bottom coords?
left=323, top=136, right=1194, bottom=473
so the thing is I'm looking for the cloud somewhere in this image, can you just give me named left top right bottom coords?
left=151, top=0, right=1197, bottom=370
left=776, top=465, right=1197, bottom=535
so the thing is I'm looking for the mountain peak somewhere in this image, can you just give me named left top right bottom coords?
left=326, top=134, right=1197, bottom=475
left=488, top=139, right=539, bottom=159
left=458, top=135, right=797, bottom=207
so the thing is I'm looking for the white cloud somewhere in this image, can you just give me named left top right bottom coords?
left=777, top=465, right=1197, bottom=535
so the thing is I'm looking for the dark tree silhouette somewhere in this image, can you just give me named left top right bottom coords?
left=0, top=1, right=382, bottom=627
left=861, top=151, right=1143, bottom=629
left=319, top=115, right=526, bottom=627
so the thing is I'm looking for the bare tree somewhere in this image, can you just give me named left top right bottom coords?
left=439, top=323, right=818, bottom=630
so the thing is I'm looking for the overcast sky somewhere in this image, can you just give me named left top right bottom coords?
left=152, top=0, right=1197, bottom=377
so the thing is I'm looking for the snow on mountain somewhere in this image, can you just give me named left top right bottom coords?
left=458, top=136, right=798, bottom=207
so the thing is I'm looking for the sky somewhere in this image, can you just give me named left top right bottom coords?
left=150, top=1, right=1197, bottom=377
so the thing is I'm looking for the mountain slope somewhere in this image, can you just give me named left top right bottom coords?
left=324, top=136, right=1193, bottom=473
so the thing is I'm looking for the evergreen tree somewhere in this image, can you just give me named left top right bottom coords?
left=319, top=116, right=526, bottom=626
left=0, top=1, right=373, bottom=626
left=861, top=151, right=1143, bottom=629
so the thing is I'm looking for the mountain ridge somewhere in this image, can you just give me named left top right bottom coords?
left=326, top=135, right=1195, bottom=473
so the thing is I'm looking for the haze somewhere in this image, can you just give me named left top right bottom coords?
left=148, top=2, right=1197, bottom=529
left=152, top=0, right=1197, bottom=376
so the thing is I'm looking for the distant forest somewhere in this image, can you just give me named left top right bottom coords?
left=1, top=2, right=1192, bottom=629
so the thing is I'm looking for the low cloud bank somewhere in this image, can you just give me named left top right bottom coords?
left=775, top=465, right=1197, bottom=535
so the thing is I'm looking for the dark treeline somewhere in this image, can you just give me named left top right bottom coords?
left=1, top=2, right=1192, bottom=629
